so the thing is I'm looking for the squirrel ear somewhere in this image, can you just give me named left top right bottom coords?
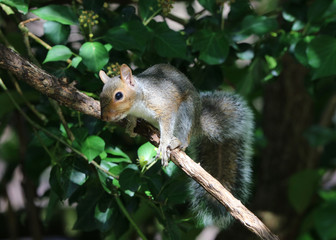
left=120, top=64, right=135, bottom=86
left=99, top=70, right=110, bottom=84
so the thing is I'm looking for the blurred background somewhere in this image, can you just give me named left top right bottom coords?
left=0, top=0, right=336, bottom=239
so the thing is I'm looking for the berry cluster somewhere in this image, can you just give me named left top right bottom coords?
left=106, top=63, right=121, bottom=77
left=79, top=10, right=99, bottom=28
left=157, top=0, right=174, bottom=16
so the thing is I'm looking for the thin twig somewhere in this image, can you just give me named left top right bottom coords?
left=115, top=195, right=148, bottom=240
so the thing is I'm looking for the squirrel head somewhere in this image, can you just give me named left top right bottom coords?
left=99, top=64, right=137, bottom=122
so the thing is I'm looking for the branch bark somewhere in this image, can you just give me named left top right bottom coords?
left=0, top=44, right=279, bottom=240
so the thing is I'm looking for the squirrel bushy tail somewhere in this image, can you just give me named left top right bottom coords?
left=188, top=91, right=254, bottom=228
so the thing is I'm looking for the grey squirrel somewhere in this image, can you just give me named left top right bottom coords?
left=99, top=64, right=254, bottom=228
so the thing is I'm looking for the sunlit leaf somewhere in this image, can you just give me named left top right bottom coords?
left=79, top=42, right=109, bottom=72
left=31, top=4, right=77, bottom=25
left=43, top=45, right=72, bottom=63
left=81, top=136, right=105, bottom=162
left=0, top=0, right=28, bottom=13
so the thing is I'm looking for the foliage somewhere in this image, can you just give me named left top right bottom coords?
left=0, top=0, right=336, bottom=239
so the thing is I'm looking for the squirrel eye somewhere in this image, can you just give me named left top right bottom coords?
left=115, top=91, right=123, bottom=101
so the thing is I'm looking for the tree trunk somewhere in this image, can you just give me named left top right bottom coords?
left=256, top=54, right=315, bottom=239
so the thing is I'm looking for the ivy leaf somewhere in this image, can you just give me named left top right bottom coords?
left=0, top=0, right=28, bottom=14
left=49, top=160, right=89, bottom=200
left=307, top=0, right=333, bottom=23
left=137, top=142, right=156, bottom=167
left=43, top=45, right=72, bottom=63
left=191, top=30, right=229, bottom=65
left=71, top=56, right=82, bottom=68
left=81, top=136, right=105, bottom=162
left=150, top=22, right=188, bottom=59
left=138, top=0, right=160, bottom=23
left=197, top=0, right=217, bottom=13
left=94, top=203, right=117, bottom=232
left=313, top=201, right=336, bottom=240
left=43, top=21, right=70, bottom=45
left=31, top=4, right=77, bottom=25
left=103, top=20, right=151, bottom=52
left=235, top=15, right=278, bottom=41
left=74, top=183, right=103, bottom=231
left=119, top=167, right=141, bottom=196
left=306, top=35, right=336, bottom=79
left=288, top=169, right=321, bottom=214
left=105, top=147, right=131, bottom=163
left=79, top=42, right=109, bottom=72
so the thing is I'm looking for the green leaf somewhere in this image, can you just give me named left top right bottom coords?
left=197, top=0, right=217, bottom=13
left=104, top=43, right=112, bottom=52
left=305, top=125, right=336, bottom=147
left=71, top=56, right=82, bottom=68
left=0, top=0, right=28, bottom=14
left=313, top=201, right=336, bottom=240
left=79, top=42, right=109, bottom=72
left=236, top=43, right=254, bottom=60
left=294, top=39, right=309, bottom=67
left=235, top=15, right=278, bottom=41
left=100, top=158, right=125, bottom=176
left=69, top=168, right=88, bottom=186
left=43, top=21, right=70, bottom=45
left=297, top=233, right=314, bottom=240
left=74, top=182, right=104, bottom=231
left=98, top=169, right=114, bottom=194
left=191, top=30, right=229, bottom=65
left=137, top=142, right=156, bottom=167
left=119, top=167, right=141, bottom=196
left=71, top=127, right=88, bottom=150
left=307, top=0, right=333, bottom=23
left=103, top=20, right=151, bottom=52
left=138, top=0, right=160, bottom=23
left=94, top=203, right=117, bottom=232
left=31, top=130, right=55, bottom=147
left=31, top=4, right=77, bottom=25
left=307, top=35, right=336, bottom=79
left=288, top=169, right=321, bottom=214
left=81, top=136, right=105, bottom=162
left=161, top=177, right=188, bottom=204
left=49, top=160, right=89, bottom=200
left=150, top=22, right=188, bottom=59
left=45, top=190, right=59, bottom=224
left=319, top=190, right=336, bottom=201
left=265, top=55, right=277, bottom=69
left=162, top=161, right=177, bottom=177
left=105, top=147, right=131, bottom=163
left=43, top=45, right=72, bottom=63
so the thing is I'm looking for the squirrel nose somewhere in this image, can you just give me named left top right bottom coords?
left=101, top=110, right=108, bottom=121
left=101, top=113, right=109, bottom=122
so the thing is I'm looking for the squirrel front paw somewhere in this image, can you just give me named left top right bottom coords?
left=157, top=137, right=183, bottom=167
left=157, top=144, right=170, bottom=167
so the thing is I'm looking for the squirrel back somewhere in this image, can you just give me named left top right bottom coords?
left=188, top=91, right=254, bottom=228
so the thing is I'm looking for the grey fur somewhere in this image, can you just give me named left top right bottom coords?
left=188, top=91, right=254, bottom=228
left=100, top=64, right=254, bottom=228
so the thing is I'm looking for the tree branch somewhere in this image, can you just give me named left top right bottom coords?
left=0, top=44, right=279, bottom=240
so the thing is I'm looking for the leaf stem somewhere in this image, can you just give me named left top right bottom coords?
left=114, top=195, right=148, bottom=240
left=143, top=8, right=162, bottom=26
